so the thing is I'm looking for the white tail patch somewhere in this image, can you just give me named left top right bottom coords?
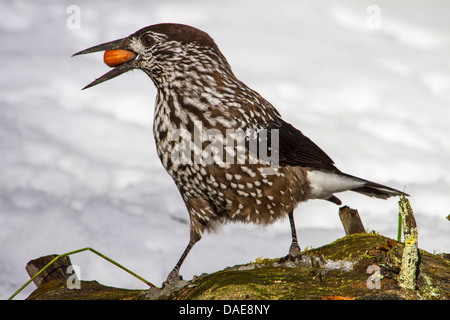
left=307, top=170, right=365, bottom=200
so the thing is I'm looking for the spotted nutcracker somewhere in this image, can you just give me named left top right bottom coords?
left=74, top=23, right=408, bottom=284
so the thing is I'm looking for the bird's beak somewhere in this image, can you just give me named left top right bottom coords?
left=73, top=37, right=137, bottom=90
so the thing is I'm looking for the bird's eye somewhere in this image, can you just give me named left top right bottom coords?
left=141, top=34, right=154, bottom=47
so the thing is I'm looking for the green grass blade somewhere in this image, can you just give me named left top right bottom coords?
left=8, top=247, right=155, bottom=300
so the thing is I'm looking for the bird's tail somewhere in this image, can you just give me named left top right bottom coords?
left=342, top=172, right=409, bottom=200
left=307, top=170, right=409, bottom=205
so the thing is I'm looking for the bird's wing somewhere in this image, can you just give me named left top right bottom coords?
left=264, top=117, right=338, bottom=171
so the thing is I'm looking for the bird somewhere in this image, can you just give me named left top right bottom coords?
left=73, top=23, right=408, bottom=285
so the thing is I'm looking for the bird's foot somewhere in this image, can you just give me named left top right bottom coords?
left=279, top=242, right=302, bottom=264
left=163, top=269, right=181, bottom=285
left=162, top=268, right=189, bottom=290
left=142, top=269, right=188, bottom=300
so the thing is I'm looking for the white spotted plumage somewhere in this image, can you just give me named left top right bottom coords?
left=77, top=23, right=406, bottom=282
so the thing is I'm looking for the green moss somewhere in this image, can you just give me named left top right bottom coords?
left=26, top=233, right=449, bottom=300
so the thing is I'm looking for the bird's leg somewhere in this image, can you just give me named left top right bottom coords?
left=280, top=210, right=302, bottom=263
left=144, top=238, right=195, bottom=299
left=164, top=240, right=196, bottom=285
left=144, top=233, right=199, bottom=298
left=164, top=223, right=202, bottom=287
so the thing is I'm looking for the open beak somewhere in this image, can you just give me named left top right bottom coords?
left=73, top=38, right=137, bottom=90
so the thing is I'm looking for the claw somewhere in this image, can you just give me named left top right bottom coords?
left=279, top=242, right=302, bottom=264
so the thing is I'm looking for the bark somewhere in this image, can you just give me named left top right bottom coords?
left=338, top=206, right=365, bottom=235
left=25, top=233, right=449, bottom=300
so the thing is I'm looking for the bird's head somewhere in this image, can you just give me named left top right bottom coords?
left=73, top=23, right=232, bottom=89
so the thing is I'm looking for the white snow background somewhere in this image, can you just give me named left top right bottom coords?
left=1, top=0, right=449, bottom=299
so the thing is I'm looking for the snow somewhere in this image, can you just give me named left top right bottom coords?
left=1, top=0, right=449, bottom=299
